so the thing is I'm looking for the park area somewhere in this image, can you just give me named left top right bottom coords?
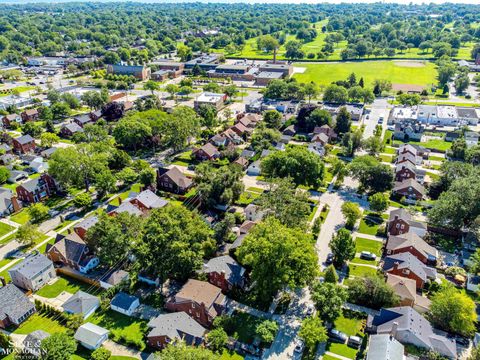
left=293, top=60, right=438, bottom=87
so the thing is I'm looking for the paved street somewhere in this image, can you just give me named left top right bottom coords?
left=362, top=98, right=391, bottom=140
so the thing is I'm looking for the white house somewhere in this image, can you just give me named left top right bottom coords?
left=30, top=157, right=48, bottom=173
left=74, top=323, right=109, bottom=350
left=110, top=292, right=140, bottom=316
left=246, top=160, right=261, bottom=176
left=62, top=291, right=100, bottom=319
left=244, top=204, right=265, bottom=222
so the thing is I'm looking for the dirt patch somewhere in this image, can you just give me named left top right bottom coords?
left=393, top=61, right=426, bottom=68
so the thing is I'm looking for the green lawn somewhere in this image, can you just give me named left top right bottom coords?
left=13, top=314, right=67, bottom=335
left=383, top=146, right=397, bottom=155
left=294, top=61, right=437, bottom=87
left=171, top=150, right=195, bottom=166
left=220, top=351, right=244, bottom=360
left=326, top=342, right=357, bottom=359
left=357, top=215, right=383, bottom=236
left=36, top=275, right=96, bottom=298
left=393, top=139, right=451, bottom=152
left=10, top=209, right=31, bottom=225
left=236, top=190, right=262, bottom=206
left=355, top=237, right=383, bottom=256
left=0, top=222, right=15, bottom=237
left=350, top=257, right=379, bottom=266
left=348, top=264, right=378, bottom=278
left=334, top=314, right=365, bottom=337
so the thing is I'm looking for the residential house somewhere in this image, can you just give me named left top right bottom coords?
left=382, top=252, right=437, bottom=289
left=0, top=188, right=20, bottom=216
left=445, top=131, right=461, bottom=142
left=393, top=120, right=424, bottom=141
left=366, top=307, right=456, bottom=358
left=63, top=291, right=100, bottom=319
left=21, top=330, right=50, bottom=357
left=311, top=133, right=329, bottom=147
left=73, top=113, right=95, bottom=128
left=203, top=255, right=246, bottom=292
left=457, top=107, right=479, bottom=125
left=165, top=279, right=226, bottom=327
left=283, top=125, right=296, bottom=137
left=147, top=312, right=206, bottom=350
left=8, top=253, right=56, bottom=291
left=386, top=274, right=431, bottom=313
left=157, top=167, right=193, bottom=194
left=313, top=125, right=337, bottom=142
left=194, top=92, right=226, bottom=111
left=73, top=216, right=99, bottom=240
left=388, top=208, right=427, bottom=237
left=106, top=64, right=151, bottom=80
left=231, top=122, right=252, bottom=137
left=366, top=334, right=405, bottom=360
left=244, top=204, right=265, bottom=222
left=100, top=269, right=129, bottom=289
left=0, top=153, right=14, bottom=165
left=396, top=151, right=417, bottom=166
left=239, top=220, right=256, bottom=235
left=241, top=149, right=255, bottom=159
left=246, top=160, right=261, bottom=176
left=108, top=201, right=143, bottom=217
left=210, top=133, right=229, bottom=147
left=110, top=292, right=140, bottom=316
left=129, top=189, right=168, bottom=213
left=74, top=323, right=109, bottom=350
left=2, top=113, right=21, bottom=128
left=40, top=147, right=57, bottom=159
left=236, top=116, right=255, bottom=129
left=21, top=109, right=39, bottom=123
left=60, top=122, right=84, bottom=138
left=233, top=157, right=248, bottom=170
left=0, top=143, right=13, bottom=154
left=46, top=232, right=99, bottom=273
left=240, top=113, right=262, bottom=125
left=30, top=157, right=48, bottom=173
left=8, top=170, right=28, bottom=184
left=12, top=135, right=36, bottom=154
left=308, top=142, right=326, bottom=157
left=193, top=143, right=220, bottom=161
left=0, top=283, right=36, bottom=328
left=465, top=131, right=479, bottom=148
left=222, top=128, right=243, bottom=145
left=393, top=179, right=426, bottom=201
left=395, top=162, right=425, bottom=184
left=467, top=274, right=480, bottom=293
left=16, top=174, right=57, bottom=204
left=397, top=144, right=423, bottom=165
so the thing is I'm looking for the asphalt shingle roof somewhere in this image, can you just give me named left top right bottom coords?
left=0, top=284, right=35, bottom=322
left=147, top=311, right=206, bottom=340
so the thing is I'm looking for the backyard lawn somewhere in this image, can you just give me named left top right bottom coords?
left=355, top=237, right=383, bottom=256
left=89, top=310, right=149, bottom=350
left=36, top=275, right=96, bottom=298
left=220, top=351, right=244, bottom=360
left=13, top=314, right=67, bottom=334
left=348, top=264, right=378, bottom=278
left=326, top=313, right=366, bottom=359
left=294, top=60, right=438, bottom=87
left=326, top=342, right=358, bottom=359
left=357, top=215, right=384, bottom=236
left=393, top=138, right=452, bottom=152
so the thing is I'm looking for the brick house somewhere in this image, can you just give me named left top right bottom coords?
left=15, top=174, right=57, bottom=204
left=313, top=125, right=337, bottom=142
left=395, top=162, right=425, bottom=184
left=386, top=232, right=438, bottom=265
left=21, top=109, right=39, bottom=123
left=193, top=143, right=220, bottom=161
left=12, top=135, right=36, bottom=154
left=0, top=283, right=36, bottom=329
left=382, top=252, right=437, bottom=289
left=2, top=114, right=22, bottom=128
left=165, top=279, right=226, bottom=327
left=60, top=123, right=84, bottom=138
left=393, top=179, right=426, bottom=201
left=74, top=216, right=99, bottom=240
left=203, top=255, right=246, bottom=292
left=147, top=312, right=206, bottom=350
left=387, top=208, right=427, bottom=237
left=157, top=167, right=193, bottom=194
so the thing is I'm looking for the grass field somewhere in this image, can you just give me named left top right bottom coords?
left=10, top=209, right=31, bottom=225
left=294, top=61, right=438, bottom=87
left=13, top=314, right=67, bottom=334
left=36, top=275, right=96, bottom=298
left=355, top=237, right=384, bottom=256
left=0, top=221, right=15, bottom=237
left=348, top=264, right=378, bottom=278
left=393, top=138, right=452, bottom=152
left=358, top=215, right=384, bottom=236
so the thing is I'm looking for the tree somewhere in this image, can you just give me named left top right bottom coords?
left=207, top=327, right=228, bottom=352
left=197, top=104, right=218, bottom=128
left=27, top=203, right=50, bottom=223
left=454, top=75, right=470, bottom=94
left=195, top=163, right=244, bottom=208
left=311, top=282, right=347, bottom=323
left=341, top=202, right=361, bottom=229
left=40, top=333, right=77, bottom=360
left=304, top=83, right=319, bottom=103
left=213, top=213, right=236, bottom=244
left=40, top=132, right=59, bottom=148
left=263, top=110, right=282, bottom=129
left=330, top=228, right=355, bottom=266
left=298, top=316, right=328, bottom=352
left=165, top=84, right=178, bottom=99
left=397, top=93, right=422, bottom=106
left=255, top=320, right=278, bottom=343
left=347, top=275, right=400, bottom=309
left=113, top=116, right=152, bottom=151
left=369, top=193, right=388, bottom=213
left=323, top=84, right=348, bottom=104
left=223, top=85, right=238, bottom=100
left=250, top=126, right=281, bottom=153
left=91, top=347, right=112, bottom=360
left=81, top=90, right=107, bottom=110
left=177, top=44, right=193, bottom=62
left=22, top=122, right=43, bottom=138
left=161, top=106, right=200, bottom=151
left=156, top=342, right=219, bottom=360
left=257, top=35, right=279, bottom=53
left=86, top=212, right=142, bottom=267
left=61, top=93, right=81, bottom=109
left=16, top=222, right=42, bottom=246
left=348, top=155, right=394, bottom=193
left=341, top=129, right=363, bottom=157
left=144, top=80, right=160, bottom=95
left=135, top=204, right=214, bottom=285
left=95, top=169, right=116, bottom=198
left=363, top=135, right=383, bottom=156
left=324, top=264, right=339, bottom=283
left=301, top=108, right=332, bottom=132
left=449, top=138, right=467, bottom=160
left=117, top=167, right=138, bottom=184
left=73, top=193, right=92, bottom=209
left=237, top=217, right=318, bottom=302
left=51, top=102, right=71, bottom=120
left=0, top=166, right=9, bottom=184
left=469, top=346, right=480, bottom=360
left=285, top=40, right=305, bottom=59
left=261, top=147, right=325, bottom=188
left=334, top=106, right=352, bottom=135
left=429, top=285, right=477, bottom=337
left=258, top=178, right=311, bottom=230
left=139, top=167, right=157, bottom=189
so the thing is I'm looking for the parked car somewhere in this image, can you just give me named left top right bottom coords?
left=294, top=340, right=305, bottom=354
left=347, top=336, right=362, bottom=348
left=360, top=251, right=377, bottom=260
left=329, top=329, right=348, bottom=343
left=326, top=253, right=334, bottom=265
left=306, top=304, right=315, bottom=317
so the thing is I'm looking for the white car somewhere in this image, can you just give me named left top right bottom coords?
left=360, top=251, right=377, bottom=260
left=294, top=340, right=305, bottom=354
left=306, top=304, right=316, bottom=316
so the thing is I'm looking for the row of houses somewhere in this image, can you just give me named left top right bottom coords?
left=389, top=105, right=480, bottom=126
left=392, top=144, right=428, bottom=201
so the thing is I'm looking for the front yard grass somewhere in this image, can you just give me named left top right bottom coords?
left=10, top=209, right=31, bottom=225
left=326, top=342, right=357, bottom=359
left=36, top=275, right=95, bottom=298
left=13, top=313, right=67, bottom=335
left=357, top=215, right=383, bottom=236
left=0, top=221, right=15, bottom=237
left=220, top=351, right=244, bottom=360
left=348, top=264, right=378, bottom=278
left=89, top=310, right=148, bottom=350
left=355, top=237, right=383, bottom=256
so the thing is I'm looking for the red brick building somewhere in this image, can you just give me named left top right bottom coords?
left=16, top=174, right=56, bottom=204
left=382, top=252, right=437, bottom=289
left=193, top=143, right=220, bottom=161
left=157, top=167, right=193, bottom=194
left=12, top=135, right=36, bottom=154
left=21, top=109, right=39, bottom=123
left=203, top=255, right=246, bottom=292
left=386, top=232, right=438, bottom=265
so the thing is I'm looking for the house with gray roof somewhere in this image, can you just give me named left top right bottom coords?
left=383, top=252, right=437, bottom=289
left=388, top=208, right=427, bottom=238
left=0, top=284, right=36, bottom=328
left=22, top=330, right=50, bottom=357
left=204, top=255, right=246, bottom=292
left=62, top=291, right=100, bottom=319
left=108, top=200, right=143, bottom=217
left=0, top=187, right=17, bottom=216
left=366, top=334, right=404, bottom=360
left=130, top=189, right=168, bottom=213
left=110, top=292, right=140, bottom=316
left=74, top=215, right=99, bottom=240
left=60, top=122, right=84, bottom=138
left=367, top=307, right=456, bottom=358
left=74, top=322, right=109, bottom=350
left=8, top=252, right=56, bottom=291
left=147, top=311, right=206, bottom=350
left=8, top=170, right=28, bottom=184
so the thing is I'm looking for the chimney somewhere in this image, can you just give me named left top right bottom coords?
left=11, top=195, right=20, bottom=213
left=0, top=276, right=6, bottom=287
left=390, top=322, right=399, bottom=338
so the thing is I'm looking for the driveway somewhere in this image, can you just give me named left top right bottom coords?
left=362, top=98, right=391, bottom=140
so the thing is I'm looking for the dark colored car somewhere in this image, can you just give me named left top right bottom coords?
left=326, top=253, right=334, bottom=265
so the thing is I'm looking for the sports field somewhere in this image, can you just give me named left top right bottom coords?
left=293, top=60, right=438, bottom=87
